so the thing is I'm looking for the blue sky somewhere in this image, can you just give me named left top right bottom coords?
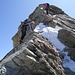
left=0, top=0, right=75, bottom=60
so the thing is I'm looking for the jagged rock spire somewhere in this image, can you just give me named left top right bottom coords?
left=12, top=3, right=75, bottom=48
left=12, top=3, right=65, bottom=47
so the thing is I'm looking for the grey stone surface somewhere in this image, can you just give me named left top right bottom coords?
left=0, top=33, right=65, bottom=75
left=1, top=3, right=75, bottom=75
left=58, top=29, right=75, bottom=47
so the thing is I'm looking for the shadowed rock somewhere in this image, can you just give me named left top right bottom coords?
left=58, top=29, right=75, bottom=47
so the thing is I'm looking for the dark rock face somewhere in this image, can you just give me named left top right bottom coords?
left=0, top=33, right=65, bottom=75
left=64, top=48, right=75, bottom=61
left=58, top=29, right=75, bottom=47
left=64, top=68, right=75, bottom=75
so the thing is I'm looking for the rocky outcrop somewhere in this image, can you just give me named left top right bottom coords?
left=12, top=19, right=35, bottom=47
left=1, top=3, right=75, bottom=75
left=0, top=33, right=65, bottom=75
left=64, top=47, right=75, bottom=61
left=12, top=4, right=75, bottom=48
left=58, top=29, right=75, bottom=64
left=58, top=29, right=75, bottom=47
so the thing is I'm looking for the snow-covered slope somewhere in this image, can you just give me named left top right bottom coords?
left=34, top=23, right=75, bottom=72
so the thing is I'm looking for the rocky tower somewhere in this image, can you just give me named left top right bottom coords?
left=0, top=3, right=75, bottom=75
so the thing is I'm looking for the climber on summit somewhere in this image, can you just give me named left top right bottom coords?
left=20, top=20, right=35, bottom=43
left=43, top=3, right=49, bottom=14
